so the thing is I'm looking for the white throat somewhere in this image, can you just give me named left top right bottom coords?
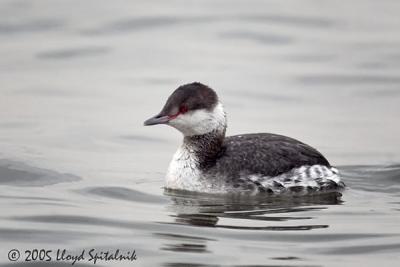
left=168, top=102, right=226, bottom=136
left=166, top=143, right=202, bottom=191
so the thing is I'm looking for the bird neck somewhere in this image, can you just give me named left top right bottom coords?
left=182, top=126, right=226, bottom=170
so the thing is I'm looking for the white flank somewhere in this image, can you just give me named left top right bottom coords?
left=251, top=165, right=343, bottom=194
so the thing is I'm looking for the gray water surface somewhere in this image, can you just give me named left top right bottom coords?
left=1, top=0, right=400, bottom=266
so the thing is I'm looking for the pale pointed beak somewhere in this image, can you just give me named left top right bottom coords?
left=143, top=114, right=170, bottom=126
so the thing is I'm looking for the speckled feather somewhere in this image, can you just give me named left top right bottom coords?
left=212, top=133, right=331, bottom=178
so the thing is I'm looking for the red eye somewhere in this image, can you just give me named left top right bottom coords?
left=179, top=105, right=188, bottom=114
left=168, top=105, right=188, bottom=120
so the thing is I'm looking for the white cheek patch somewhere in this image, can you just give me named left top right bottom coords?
left=169, top=102, right=226, bottom=136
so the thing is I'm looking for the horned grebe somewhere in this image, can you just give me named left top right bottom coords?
left=144, top=82, right=344, bottom=194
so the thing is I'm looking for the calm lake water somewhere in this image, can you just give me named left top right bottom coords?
left=1, top=0, right=400, bottom=266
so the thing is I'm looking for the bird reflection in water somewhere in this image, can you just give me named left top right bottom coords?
left=155, top=190, right=342, bottom=259
left=165, top=189, right=342, bottom=228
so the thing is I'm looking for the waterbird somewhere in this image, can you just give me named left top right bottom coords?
left=144, top=82, right=344, bottom=194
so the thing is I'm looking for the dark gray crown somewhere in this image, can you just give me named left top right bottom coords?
left=159, top=82, right=218, bottom=116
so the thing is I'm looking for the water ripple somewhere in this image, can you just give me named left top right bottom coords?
left=0, top=19, right=64, bottom=35
left=298, top=74, right=400, bottom=85
left=81, top=16, right=212, bottom=35
left=220, top=30, right=293, bottom=45
left=0, top=160, right=80, bottom=187
left=118, top=134, right=169, bottom=144
left=11, top=215, right=143, bottom=230
left=82, top=186, right=168, bottom=204
left=324, top=243, right=400, bottom=255
left=239, top=14, right=335, bottom=28
left=341, top=165, right=400, bottom=193
left=36, top=46, right=111, bottom=60
left=0, top=227, right=94, bottom=243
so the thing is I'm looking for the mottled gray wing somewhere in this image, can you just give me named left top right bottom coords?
left=211, top=133, right=330, bottom=178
